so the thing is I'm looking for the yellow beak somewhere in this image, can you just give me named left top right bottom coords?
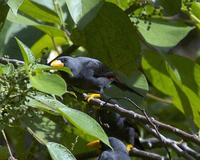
left=50, top=60, right=64, bottom=67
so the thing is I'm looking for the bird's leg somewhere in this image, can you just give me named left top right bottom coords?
left=85, top=93, right=101, bottom=102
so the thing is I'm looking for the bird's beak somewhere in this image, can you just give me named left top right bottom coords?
left=50, top=60, right=64, bottom=67
left=126, top=144, right=133, bottom=152
left=87, top=140, right=101, bottom=149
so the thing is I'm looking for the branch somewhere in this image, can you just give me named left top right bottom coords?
left=81, top=93, right=200, bottom=146
left=1, top=130, right=17, bottom=160
left=75, top=147, right=169, bottom=160
left=79, top=93, right=200, bottom=159
left=0, top=57, right=24, bottom=66
left=130, top=147, right=169, bottom=160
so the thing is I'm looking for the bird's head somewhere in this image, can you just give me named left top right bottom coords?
left=87, top=137, right=131, bottom=153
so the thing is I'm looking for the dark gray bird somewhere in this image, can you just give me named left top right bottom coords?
left=50, top=56, right=143, bottom=99
left=87, top=137, right=131, bottom=160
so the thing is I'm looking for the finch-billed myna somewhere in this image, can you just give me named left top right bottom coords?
left=87, top=137, right=131, bottom=160
left=50, top=56, right=143, bottom=100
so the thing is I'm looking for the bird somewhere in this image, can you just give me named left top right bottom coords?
left=87, top=137, right=131, bottom=160
left=98, top=108, right=142, bottom=149
left=50, top=56, right=144, bottom=101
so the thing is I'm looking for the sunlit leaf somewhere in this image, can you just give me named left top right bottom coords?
left=65, top=0, right=103, bottom=29
left=30, top=73, right=67, bottom=96
left=7, top=0, right=24, bottom=15
left=47, top=142, right=76, bottom=160
left=137, top=18, right=193, bottom=48
left=19, top=0, right=60, bottom=25
left=15, top=38, right=35, bottom=65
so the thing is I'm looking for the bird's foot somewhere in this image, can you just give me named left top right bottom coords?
left=85, top=93, right=101, bottom=102
left=126, top=144, right=133, bottom=152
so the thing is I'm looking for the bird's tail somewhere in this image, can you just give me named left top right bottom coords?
left=112, top=79, right=144, bottom=97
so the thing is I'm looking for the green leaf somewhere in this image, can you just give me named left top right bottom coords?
left=72, top=2, right=140, bottom=74
left=190, top=2, right=200, bottom=29
left=166, top=62, right=200, bottom=127
left=35, top=25, right=66, bottom=37
left=0, top=63, right=15, bottom=75
left=32, top=64, right=72, bottom=76
left=58, top=107, right=110, bottom=148
left=137, top=18, right=193, bottom=48
left=65, top=0, right=103, bottom=29
left=7, top=0, right=24, bottom=15
left=19, top=0, right=60, bottom=25
left=106, top=0, right=133, bottom=10
left=142, top=51, right=183, bottom=112
left=7, top=10, right=39, bottom=25
left=27, top=96, right=110, bottom=148
left=31, top=35, right=67, bottom=59
left=30, top=73, right=67, bottom=96
left=15, top=38, right=35, bottom=65
left=0, top=3, right=9, bottom=31
left=157, top=0, right=181, bottom=16
left=47, top=142, right=76, bottom=160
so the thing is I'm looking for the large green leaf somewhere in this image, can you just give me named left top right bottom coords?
left=72, top=2, right=140, bottom=74
left=58, top=107, right=110, bottom=148
left=16, top=38, right=35, bottom=65
left=30, top=73, right=67, bottom=96
left=157, top=0, right=181, bottom=16
left=142, top=51, right=200, bottom=127
left=65, top=0, right=103, bottom=29
left=137, top=18, right=193, bottom=48
left=166, top=63, right=200, bottom=127
left=27, top=95, right=110, bottom=148
left=142, top=51, right=183, bottom=112
left=47, top=142, right=76, bottom=160
left=19, top=0, right=60, bottom=25
left=7, top=0, right=24, bottom=15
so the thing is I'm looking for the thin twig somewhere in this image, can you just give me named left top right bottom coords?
left=1, top=130, right=17, bottom=160
left=0, top=57, right=24, bottom=66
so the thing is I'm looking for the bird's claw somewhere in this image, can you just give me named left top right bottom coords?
left=85, top=93, right=101, bottom=102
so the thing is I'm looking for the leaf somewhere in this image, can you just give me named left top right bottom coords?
left=35, top=25, right=66, bottom=37
left=15, top=38, right=35, bottom=65
left=47, top=142, right=76, bottom=160
left=32, top=64, right=72, bottom=76
left=0, top=3, right=9, bottom=31
left=31, top=35, right=67, bottom=59
left=19, top=0, right=60, bottom=25
left=7, top=10, right=39, bottom=25
left=106, top=0, right=133, bottom=10
left=190, top=2, right=200, bottom=29
left=30, top=73, right=67, bottom=96
left=142, top=51, right=200, bottom=127
left=72, top=2, right=140, bottom=74
left=142, top=51, right=183, bottom=112
left=58, top=107, right=111, bottom=148
left=7, top=0, right=24, bottom=15
left=27, top=96, right=110, bottom=148
left=65, top=0, right=103, bottom=29
left=166, top=63, right=200, bottom=127
left=137, top=18, right=193, bottom=48
left=157, top=0, right=181, bottom=16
